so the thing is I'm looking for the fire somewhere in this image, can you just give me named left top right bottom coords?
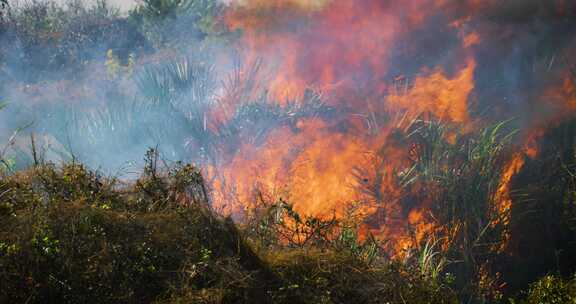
left=561, top=75, right=576, bottom=110
left=523, top=128, right=545, bottom=159
left=225, top=1, right=410, bottom=103
left=408, top=209, right=437, bottom=249
left=212, top=0, right=483, bottom=253
left=210, top=118, right=394, bottom=218
left=524, top=72, right=576, bottom=159
left=387, top=58, right=476, bottom=124
left=205, top=0, right=576, bottom=255
left=493, top=153, right=525, bottom=251
left=497, top=154, right=525, bottom=220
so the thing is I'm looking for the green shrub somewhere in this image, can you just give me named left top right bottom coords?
left=520, top=274, right=576, bottom=304
left=0, top=158, right=271, bottom=303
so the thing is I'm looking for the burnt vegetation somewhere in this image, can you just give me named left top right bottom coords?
left=1, top=0, right=576, bottom=303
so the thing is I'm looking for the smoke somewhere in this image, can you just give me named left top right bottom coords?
left=0, top=0, right=575, bottom=229
left=0, top=0, right=219, bottom=173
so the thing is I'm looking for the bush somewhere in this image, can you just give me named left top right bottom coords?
left=0, top=157, right=271, bottom=303
left=520, top=274, right=576, bottom=304
left=0, top=0, right=150, bottom=82
left=128, top=0, right=223, bottom=47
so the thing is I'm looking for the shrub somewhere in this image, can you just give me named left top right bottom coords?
left=128, top=0, right=223, bottom=47
left=0, top=0, right=150, bottom=82
left=0, top=157, right=271, bottom=303
left=520, top=274, right=576, bottom=304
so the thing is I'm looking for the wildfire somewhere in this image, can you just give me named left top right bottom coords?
left=493, top=153, right=525, bottom=251
left=205, top=0, right=576, bottom=255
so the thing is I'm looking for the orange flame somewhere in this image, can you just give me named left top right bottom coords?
left=211, top=0, right=487, bottom=254
left=208, top=0, right=576, bottom=256
left=493, top=153, right=525, bottom=251
left=387, top=58, right=476, bottom=124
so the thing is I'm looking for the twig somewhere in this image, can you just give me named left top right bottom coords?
left=30, top=132, right=38, bottom=166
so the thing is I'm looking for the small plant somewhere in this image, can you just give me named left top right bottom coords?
left=415, top=238, right=448, bottom=281
left=521, top=274, right=576, bottom=304
left=105, top=49, right=135, bottom=79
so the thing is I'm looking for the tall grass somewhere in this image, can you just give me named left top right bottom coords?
left=393, top=117, right=518, bottom=299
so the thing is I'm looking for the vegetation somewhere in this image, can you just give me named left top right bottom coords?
left=400, top=119, right=517, bottom=301
left=1, top=0, right=576, bottom=303
left=1, top=123, right=575, bottom=302
left=0, top=151, right=457, bottom=303
left=519, top=274, right=576, bottom=304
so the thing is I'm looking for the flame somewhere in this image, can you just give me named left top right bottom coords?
left=524, top=72, right=576, bottom=159
left=226, top=1, right=433, bottom=102
left=523, top=128, right=545, bottom=159
left=206, top=0, right=576, bottom=256
left=493, top=153, right=525, bottom=252
left=495, top=155, right=525, bottom=219
left=212, top=0, right=484, bottom=254
left=561, top=76, right=576, bottom=109
left=387, top=58, right=476, bottom=124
